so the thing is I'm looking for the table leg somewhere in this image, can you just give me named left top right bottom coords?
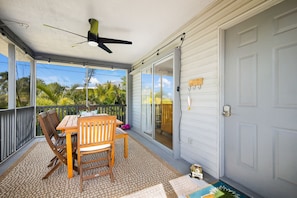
left=111, top=144, right=115, bottom=167
left=66, top=132, right=73, bottom=178
left=113, top=132, right=128, bottom=166
left=124, top=135, right=128, bottom=158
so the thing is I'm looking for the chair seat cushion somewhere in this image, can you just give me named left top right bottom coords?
left=80, top=143, right=111, bottom=152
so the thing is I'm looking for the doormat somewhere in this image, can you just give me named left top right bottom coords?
left=187, top=180, right=250, bottom=198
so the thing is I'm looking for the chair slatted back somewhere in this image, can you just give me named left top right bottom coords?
left=47, top=109, right=60, bottom=128
left=38, top=112, right=58, bottom=146
left=47, top=109, right=61, bottom=139
left=77, top=115, right=116, bottom=149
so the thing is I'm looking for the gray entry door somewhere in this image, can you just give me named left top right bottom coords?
left=224, top=0, right=297, bottom=197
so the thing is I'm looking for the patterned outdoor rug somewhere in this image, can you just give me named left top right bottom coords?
left=187, top=180, right=250, bottom=198
left=170, top=175, right=251, bottom=198
left=0, top=136, right=181, bottom=197
left=121, top=183, right=167, bottom=198
left=170, top=175, right=210, bottom=198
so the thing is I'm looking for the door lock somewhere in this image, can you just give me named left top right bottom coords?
left=222, top=105, right=231, bottom=117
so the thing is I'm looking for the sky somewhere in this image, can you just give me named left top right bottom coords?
left=142, top=72, right=173, bottom=100
left=36, top=63, right=126, bottom=87
left=1, top=53, right=173, bottom=99
left=0, top=53, right=126, bottom=87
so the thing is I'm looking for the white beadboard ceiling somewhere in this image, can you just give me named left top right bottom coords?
left=0, top=0, right=214, bottom=65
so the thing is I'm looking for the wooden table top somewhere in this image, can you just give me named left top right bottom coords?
left=57, top=115, right=123, bottom=132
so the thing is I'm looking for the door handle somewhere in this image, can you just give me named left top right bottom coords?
left=222, top=105, right=231, bottom=117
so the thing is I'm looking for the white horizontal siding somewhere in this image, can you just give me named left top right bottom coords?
left=131, top=73, right=141, bottom=132
left=131, top=0, right=277, bottom=178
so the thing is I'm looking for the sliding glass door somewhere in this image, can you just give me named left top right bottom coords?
left=140, top=48, right=180, bottom=154
left=141, top=55, right=174, bottom=149
left=153, top=57, right=173, bottom=149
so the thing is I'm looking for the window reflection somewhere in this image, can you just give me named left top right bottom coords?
left=0, top=38, right=8, bottom=109
left=16, top=48, right=32, bottom=107
left=141, top=66, right=153, bottom=135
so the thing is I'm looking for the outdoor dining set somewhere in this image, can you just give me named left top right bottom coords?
left=38, top=109, right=128, bottom=192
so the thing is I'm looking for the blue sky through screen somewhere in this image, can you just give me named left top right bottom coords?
left=0, top=54, right=8, bottom=72
left=0, top=53, right=126, bottom=87
left=37, top=63, right=126, bottom=87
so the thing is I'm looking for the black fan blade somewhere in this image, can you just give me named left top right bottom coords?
left=98, top=42, right=112, bottom=53
left=43, top=24, right=87, bottom=39
left=72, top=40, right=87, bottom=47
left=98, top=37, right=132, bottom=44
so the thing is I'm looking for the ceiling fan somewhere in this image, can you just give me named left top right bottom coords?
left=44, top=18, right=132, bottom=53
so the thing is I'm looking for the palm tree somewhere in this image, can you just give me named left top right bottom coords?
left=36, top=79, right=75, bottom=105
left=37, top=81, right=59, bottom=104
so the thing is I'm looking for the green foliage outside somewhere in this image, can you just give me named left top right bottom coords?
left=0, top=71, right=8, bottom=108
left=0, top=70, right=126, bottom=108
left=36, top=75, right=126, bottom=106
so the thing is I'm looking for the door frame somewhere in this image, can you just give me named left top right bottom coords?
left=140, top=47, right=181, bottom=159
left=218, top=0, right=283, bottom=178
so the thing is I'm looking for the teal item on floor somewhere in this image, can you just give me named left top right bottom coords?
left=188, top=180, right=250, bottom=198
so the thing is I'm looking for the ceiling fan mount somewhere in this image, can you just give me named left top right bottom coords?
left=44, top=18, right=132, bottom=53
left=87, top=18, right=99, bottom=46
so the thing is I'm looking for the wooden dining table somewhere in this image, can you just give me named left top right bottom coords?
left=56, top=115, right=128, bottom=178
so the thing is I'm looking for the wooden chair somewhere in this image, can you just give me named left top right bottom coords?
left=38, top=112, right=78, bottom=179
left=46, top=109, right=77, bottom=168
left=77, top=115, right=116, bottom=192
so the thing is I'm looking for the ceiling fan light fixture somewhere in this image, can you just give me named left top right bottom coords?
left=88, top=40, right=97, bottom=47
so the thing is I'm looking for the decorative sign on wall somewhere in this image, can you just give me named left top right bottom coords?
left=187, top=77, right=204, bottom=110
left=188, top=77, right=204, bottom=89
